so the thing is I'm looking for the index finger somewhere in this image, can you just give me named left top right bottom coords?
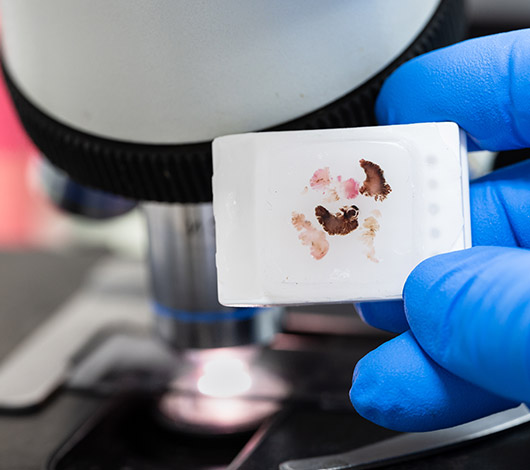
left=376, top=29, right=530, bottom=152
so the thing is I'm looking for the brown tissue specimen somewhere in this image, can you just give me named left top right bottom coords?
left=293, top=160, right=391, bottom=261
left=315, top=205, right=359, bottom=236
left=359, top=159, right=392, bottom=201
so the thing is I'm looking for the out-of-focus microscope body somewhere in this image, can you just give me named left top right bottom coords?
left=0, top=0, right=463, bottom=346
left=0, top=2, right=471, bottom=469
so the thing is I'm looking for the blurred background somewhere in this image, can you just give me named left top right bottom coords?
left=0, top=0, right=528, bottom=254
left=0, top=0, right=528, bottom=358
left=467, top=0, right=530, bottom=30
left=0, top=74, right=146, bottom=254
left=0, top=3, right=529, bottom=469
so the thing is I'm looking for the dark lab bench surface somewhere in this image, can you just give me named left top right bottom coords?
left=0, top=249, right=104, bottom=470
left=1, top=250, right=530, bottom=470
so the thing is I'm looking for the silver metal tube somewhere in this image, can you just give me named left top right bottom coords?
left=144, top=203, right=282, bottom=349
left=145, top=202, right=221, bottom=312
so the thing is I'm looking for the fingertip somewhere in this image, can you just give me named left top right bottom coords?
left=403, top=246, right=530, bottom=403
left=351, top=331, right=441, bottom=432
left=375, top=30, right=530, bottom=150
left=351, top=331, right=516, bottom=432
left=402, top=247, right=512, bottom=350
left=402, top=248, right=481, bottom=322
left=402, top=254, right=448, bottom=319
left=356, top=300, right=408, bottom=333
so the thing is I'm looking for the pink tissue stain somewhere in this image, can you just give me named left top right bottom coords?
left=310, top=167, right=331, bottom=190
left=291, top=212, right=329, bottom=260
left=294, top=161, right=391, bottom=261
left=309, top=168, right=360, bottom=201
left=340, top=178, right=360, bottom=199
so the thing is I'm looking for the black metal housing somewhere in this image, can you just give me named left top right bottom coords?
left=2, top=0, right=466, bottom=202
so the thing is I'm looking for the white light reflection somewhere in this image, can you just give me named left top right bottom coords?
left=197, top=356, right=252, bottom=398
left=160, top=346, right=288, bottom=434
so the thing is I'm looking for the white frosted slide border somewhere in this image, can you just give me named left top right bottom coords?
left=213, top=122, right=471, bottom=306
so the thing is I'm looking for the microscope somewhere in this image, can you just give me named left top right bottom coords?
left=9, top=1, right=523, bottom=469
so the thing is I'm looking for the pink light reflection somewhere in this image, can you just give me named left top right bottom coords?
left=160, top=346, right=288, bottom=434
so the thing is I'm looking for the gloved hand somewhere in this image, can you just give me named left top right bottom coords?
left=350, top=29, right=530, bottom=432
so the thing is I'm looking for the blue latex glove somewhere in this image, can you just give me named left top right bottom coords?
left=351, top=29, right=530, bottom=432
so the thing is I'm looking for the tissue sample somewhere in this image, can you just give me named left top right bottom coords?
left=291, top=212, right=329, bottom=260
left=310, top=167, right=331, bottom=190
left=315, top=205, right=359, bottom=236
left=359, top=159, right=392, bottom=201
left=361, top=211, right=381, bottom=263
left=294, top=161, right=390, bottom=260
left=338, top=176, right=360, bottom=199
left=310, top=168, right=360, bottom=201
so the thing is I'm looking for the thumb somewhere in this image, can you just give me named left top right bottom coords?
left=404, top=246, right=530, bottom=403
left=376, top=29, right=530, bottom=151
